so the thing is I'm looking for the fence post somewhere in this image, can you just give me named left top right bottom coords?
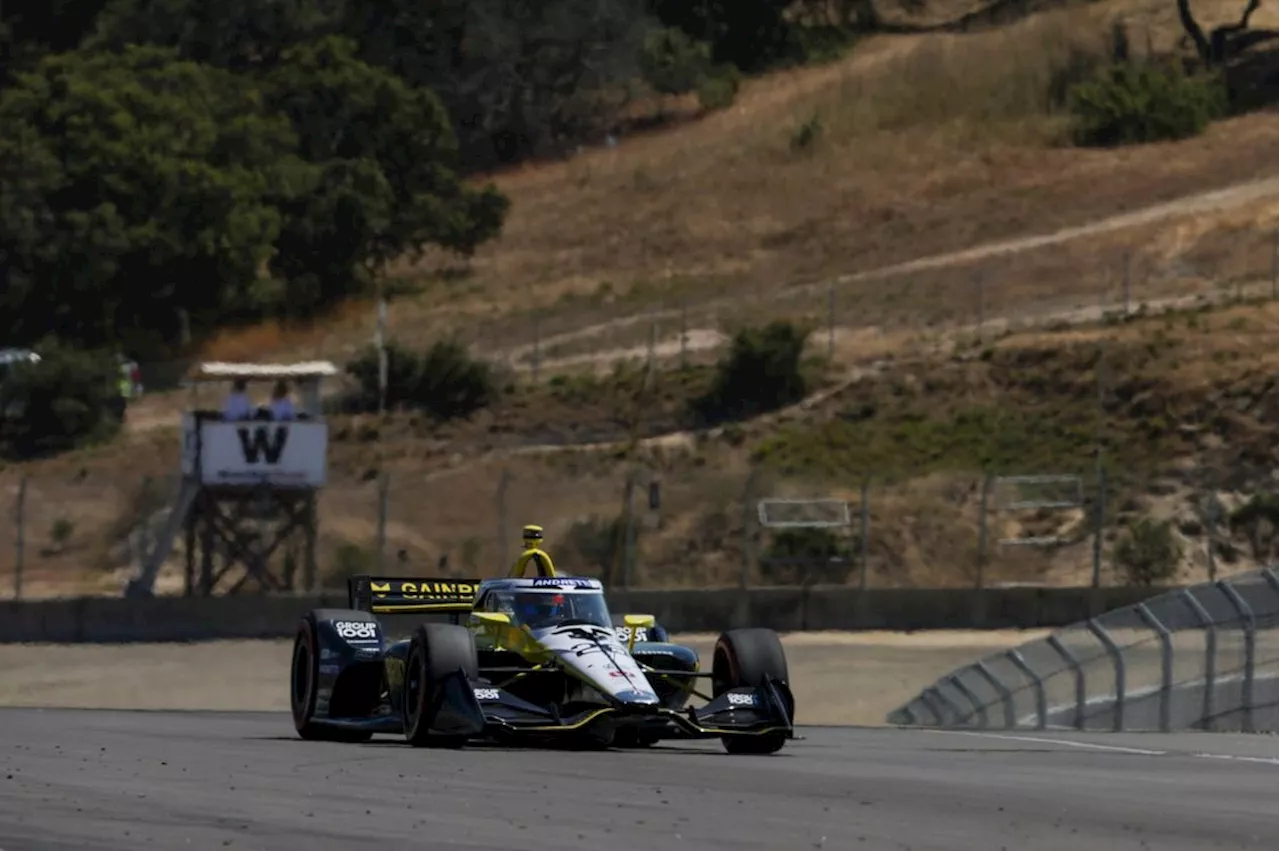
left=1179, top=589, right=1217, bottom=730
left=740, top=468, right=760, bottom=589
left=858, top=477, right=870, bottom=591
left=1087, top=618, right=1126, bottom=732
left=532, top=314, right=541, bottom=382
left=1047, top=635, right=1086, bottom=730
left=495, top=468, right=511, bottom=568
left=1272, top=233, right=1278, bottom=301
left=1091, top=465, right=1107, bottom=587
left=1122, top=251, right=1132, bottom=317
left=14, top=477, right=27, bottom=600
left=975, top=660, right=1016, bottom=729
left=827, top=279, right=836, bottom=360
left=975, top=474, right=992, bottom=589
left=1007, top=649, right=1046, bottom=730
left=1216, top=579, right=1257, bottom=733
left=921, top=687, right=962, bottom=727
left=375, top=472, right=389, bottom=573
left=621, top=471, right=637, bottom=588
left=1136, top=603, right=1173, bottom=733
left=975, top=270, right=985, bottom=343
left=947, top=673, right=988, bottom=728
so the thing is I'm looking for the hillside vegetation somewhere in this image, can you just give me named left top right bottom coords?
left=3, top=298, right=1275, bottom=597
left=0, top=0, right=1276, bottom=597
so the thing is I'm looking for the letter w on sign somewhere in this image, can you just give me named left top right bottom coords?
left=237, top=425, right=288, bottom=464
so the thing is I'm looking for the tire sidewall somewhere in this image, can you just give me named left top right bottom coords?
left=403, top=639, right=430, bottom=740
left=290, top=619, right=318, bottom=732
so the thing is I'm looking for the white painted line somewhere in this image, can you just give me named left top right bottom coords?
left=926, top=729, right=1279, bottom=764
left=1189, top=752, right=1279, bottom=766
left=924, top=729, right=1166, bottom=755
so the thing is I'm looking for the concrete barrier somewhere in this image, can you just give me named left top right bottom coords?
left=0, top=584, right=1178, bottom=645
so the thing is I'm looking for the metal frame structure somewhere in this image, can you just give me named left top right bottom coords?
left=887, top=568, right=1279, bottom=733
left=991, top=474, right=1086, bottom=549
left=127, top=361, right=337, bottom=597
left=756, top=495, right=869, bottom=588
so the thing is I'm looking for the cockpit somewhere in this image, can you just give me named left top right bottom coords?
left=485, top=588, right=613, bottom=630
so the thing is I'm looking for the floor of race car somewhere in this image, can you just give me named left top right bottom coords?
left=0, top=708, right=1273, bottom=851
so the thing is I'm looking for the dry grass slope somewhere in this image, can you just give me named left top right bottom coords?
left=2, top=0, right=1276, bottom=599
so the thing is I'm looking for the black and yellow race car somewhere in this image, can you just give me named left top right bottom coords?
left=289, top=573, right=796, bottom=753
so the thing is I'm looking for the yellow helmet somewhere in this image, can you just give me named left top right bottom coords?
left=521, top=524, right=544, bottom=545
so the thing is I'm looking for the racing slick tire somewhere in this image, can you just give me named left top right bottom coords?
left=403, top=623, right=480, bottom=749
left=712, top=628, right=793, bottom=755
left=290, top=609, right=375, bottom=743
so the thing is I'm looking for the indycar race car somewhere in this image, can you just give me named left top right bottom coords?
left=289, top=573, right=796, bottom=753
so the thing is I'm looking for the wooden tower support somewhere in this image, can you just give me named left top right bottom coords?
left=182, top=484, right=318, bottom=595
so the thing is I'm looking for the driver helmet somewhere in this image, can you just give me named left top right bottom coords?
left=521, top=524, right=544, bottom=548
left=518, top=592, right=566, bottom=625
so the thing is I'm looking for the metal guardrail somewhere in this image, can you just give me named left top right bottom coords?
left=887, top=567, right=1280, bottom=733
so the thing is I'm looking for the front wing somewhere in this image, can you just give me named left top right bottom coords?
left=471, top=675, right=796, bottom=742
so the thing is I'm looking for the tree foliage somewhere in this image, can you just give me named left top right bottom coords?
left=260, top=36, right=507, bottom=313
left=0, top=341, right=124, bottom=458
left=1068, top=60, right=1228, bottom=147
left=344, top=338, right=496, bottom=420
left=693, top=320, right=810, bottom=425
left=1, top=0, right=865, bottom=364
left=0, top=45, right=299, bottom=351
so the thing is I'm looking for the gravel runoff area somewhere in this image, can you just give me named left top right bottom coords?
left=0, top=630, right=1051, bottom=725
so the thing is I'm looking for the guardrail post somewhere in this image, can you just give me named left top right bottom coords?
left=1047, top=635, right=1086, bottom=730
left=1006, top=650, right=1046, bottom=730
left=917, top=690, right=946, bottom=726
left=894, top=703, right=921, bottom=727
left=923, top=686, right=967, bottom=727
left=1217, top=579, right=1257, bottom=733
left=1136, top=603, right=1174, bottom=733
left=1087, top=617, right=1126, bottom=732
left=947, top=674, right=988, bottom=728
left=1180, top=589, right=1218, bottom=729
left=974, top=661, right=1016, bottom=728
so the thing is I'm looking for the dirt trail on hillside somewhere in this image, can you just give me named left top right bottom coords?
left=508, top=177, right=1277, bottom=366
left=120, top=177, right=1276, bottom=439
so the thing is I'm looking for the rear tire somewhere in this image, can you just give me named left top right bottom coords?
left=290, top=611, right=374, bottom=743
left=712, top=628, right=792, bottom=755
left=403, top=623, right=479, bottom=748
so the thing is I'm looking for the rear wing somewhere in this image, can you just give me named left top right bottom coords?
left=347, top=574, right=482, bottom=616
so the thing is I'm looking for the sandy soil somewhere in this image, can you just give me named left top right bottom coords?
left=0, top=629, right=1048, bottom=726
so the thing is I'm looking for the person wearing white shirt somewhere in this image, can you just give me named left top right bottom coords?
left=221, top=379, right=252, bottom=420
left=269, top=380, right=295, bottom=421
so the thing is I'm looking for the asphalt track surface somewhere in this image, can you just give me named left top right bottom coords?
left=0, top=709, right=1275, bottom=851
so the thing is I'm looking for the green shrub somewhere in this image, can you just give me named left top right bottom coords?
left=1068, top=60, right=1228, bottom=147
left=639, top=27, right=713, bottom=96
left=344, top=338, right=495, bottom=420
left=761, top=527, right=854, bottom=585
left=0, top=342, right=123, bottom=459
left=696, top=66, right=741, bottom=112
left=1114, top=518, right=1181, bottom=585
left=693, top=319, right=809, bottom=425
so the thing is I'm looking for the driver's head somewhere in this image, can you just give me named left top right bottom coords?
left=517, top=592, right=565, bottom=625
left=521, top=524, right=544, bottom=549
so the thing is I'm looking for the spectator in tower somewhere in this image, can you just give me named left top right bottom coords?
left=221, top=379, right=252, bottom=420
left=269, top=379, right=296, bottom=421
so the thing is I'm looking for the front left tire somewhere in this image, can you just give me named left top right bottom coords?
left=290, top=610, right=374, bottom=743
left=403, top=623, right=480, bottom=748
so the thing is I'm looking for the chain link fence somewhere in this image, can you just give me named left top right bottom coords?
left=886, top=568, right=1279, bottom=732
left=1, top=462, right=1275, bottom=599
